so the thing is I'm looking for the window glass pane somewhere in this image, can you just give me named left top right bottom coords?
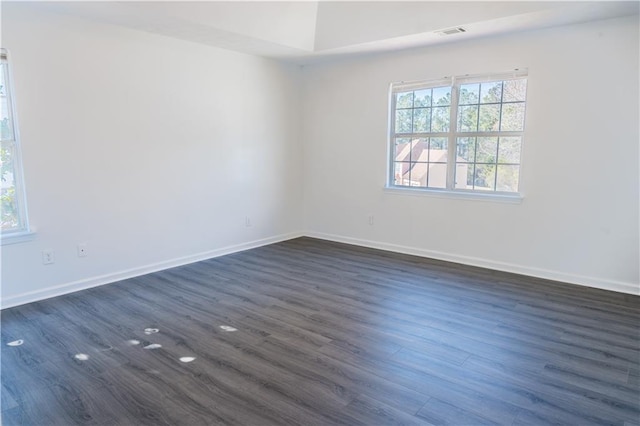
left=429, top=137, right=447, bottom=150
left=503, top=79, right=527, bottom=102
left=0, top=64, right=13, bottom=141
left=498, top=137, right=521, bottom=164
left=396, top=91, right=413, bottom=109
left=393, top=138, right=411, bottom=162
left=408, top=162, right=427, bottom=187
left=476, top=137, right=498, bottom=163
left=466, top=164, right=476, bottom=189
left=458, top=105, right=478, bottom=132
left=395, top=109, right=412, bottom=133
left=500, top=102, right=525, bottom=131
left=432, top=86, right=451, bottom=106
left=454, top=162, right=472, bottom=189
left=496, top=165, right=520, bottom=192
left=427, top=163, right=447, bottom=188
left=412, top=108, right=431, bottom=133
left=393, top=162, right=410, bottom=186
left=1, top=142, right=20, bottom=231
left=478, top=104, right=500, bottom=132
left=431, top=107, right=450, bottom=132
left=459, top=83, right=479, bottom=105
left=473, top=164, right=496, bottom=191
left=480, top=81, right=502, bottom=103
left=428, top=152, right=447, bottom=165
left=410, top=138, right=429, bottom=162
left=1, top=102, right=12, bottom=141
left=413, top=89, right=431, bottom=107
left=0, top=66, right=6, bottom=97
left=456, top=137, right=475, bottom=163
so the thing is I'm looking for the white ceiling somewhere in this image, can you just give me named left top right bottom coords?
left=20, top=1, right=640, bottom=63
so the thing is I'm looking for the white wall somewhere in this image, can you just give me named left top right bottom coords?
left=1, top=7, right=637, bottom=307
left=0, top=3, right=303, bottom=307
left=302, top=16, right=639, bottom=294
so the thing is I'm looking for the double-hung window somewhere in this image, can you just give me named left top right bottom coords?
left=1, top=48, right=30, bottom=239
left=389, top=71, right=527, bottom=196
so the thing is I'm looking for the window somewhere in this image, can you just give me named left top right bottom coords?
left=389, top=71, right=527, bottom=196
left=1, top=49, right=30, bottom=238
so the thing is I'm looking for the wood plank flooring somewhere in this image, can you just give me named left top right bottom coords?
left=1, top=237, right=639, bottom=425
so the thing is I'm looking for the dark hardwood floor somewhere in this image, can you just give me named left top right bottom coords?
left=1, top=237, right=639, bottom=425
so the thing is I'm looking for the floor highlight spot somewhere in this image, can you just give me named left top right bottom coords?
left=179, top=357, right=196, bottom=363
left=7, top=339, right=24, bottom=347
left=74, top=353, right=89, bottom=361
left=143, top=343, right=162, bottom=350
left=144, top=328, right=159, bottom=335
left=127, top=339, right=140, bottom=345
left=219, top=325, right=237, bottom=332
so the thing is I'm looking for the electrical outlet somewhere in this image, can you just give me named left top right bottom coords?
left=245, top=217, right=251, bottom=227
left=42, top=249, right=55, bottom=265
left=368, top=215, right=374, bottom=226
left=77, top=243, right=88, bottom=257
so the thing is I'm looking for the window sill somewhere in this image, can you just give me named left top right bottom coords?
left=1, top=229, right=36, bottom=246
left=383, top=186, right=524, bottom=204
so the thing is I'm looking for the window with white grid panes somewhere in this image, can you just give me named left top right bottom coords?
left=389, top=72, right=527, bottom=195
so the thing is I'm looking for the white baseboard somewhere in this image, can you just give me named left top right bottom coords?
left=1, top=231, right=304, bottom=309
left=306, top=231, right=640, bottom=296
left=3, top=229, right=637, bottom=309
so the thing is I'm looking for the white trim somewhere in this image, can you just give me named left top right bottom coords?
left=0, top=231, right=304, bottom=309
left=390, top=70, right=527, bottom=94
left=383, top=186, right=524, bottom=204
left=306, top=231, right=640, bottom=296
left=455, top=69, right=528, bottom=85
left=445, top=83, right=459, bottom=188
left=0, top=229, right=36, bottom=245
left=392, top=77, right=451, bottom=93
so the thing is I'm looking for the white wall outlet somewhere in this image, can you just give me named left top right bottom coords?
left=245, top=216, right=252, bottom=227
left=77, top=243, right=88, bottom=257
left=42, top=249, right=55, bottom=265
left=368, top=215, right=374, bottom=226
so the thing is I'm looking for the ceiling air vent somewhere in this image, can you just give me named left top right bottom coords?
left=436, top=27, right=467, bottom=36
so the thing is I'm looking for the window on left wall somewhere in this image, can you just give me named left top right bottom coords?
left=1, top=49, right=30, bottom=240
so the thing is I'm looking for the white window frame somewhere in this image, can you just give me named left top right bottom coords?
left=386, top=70, right=528, bottom=202
left=1, top=48, right=32, bottom=244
